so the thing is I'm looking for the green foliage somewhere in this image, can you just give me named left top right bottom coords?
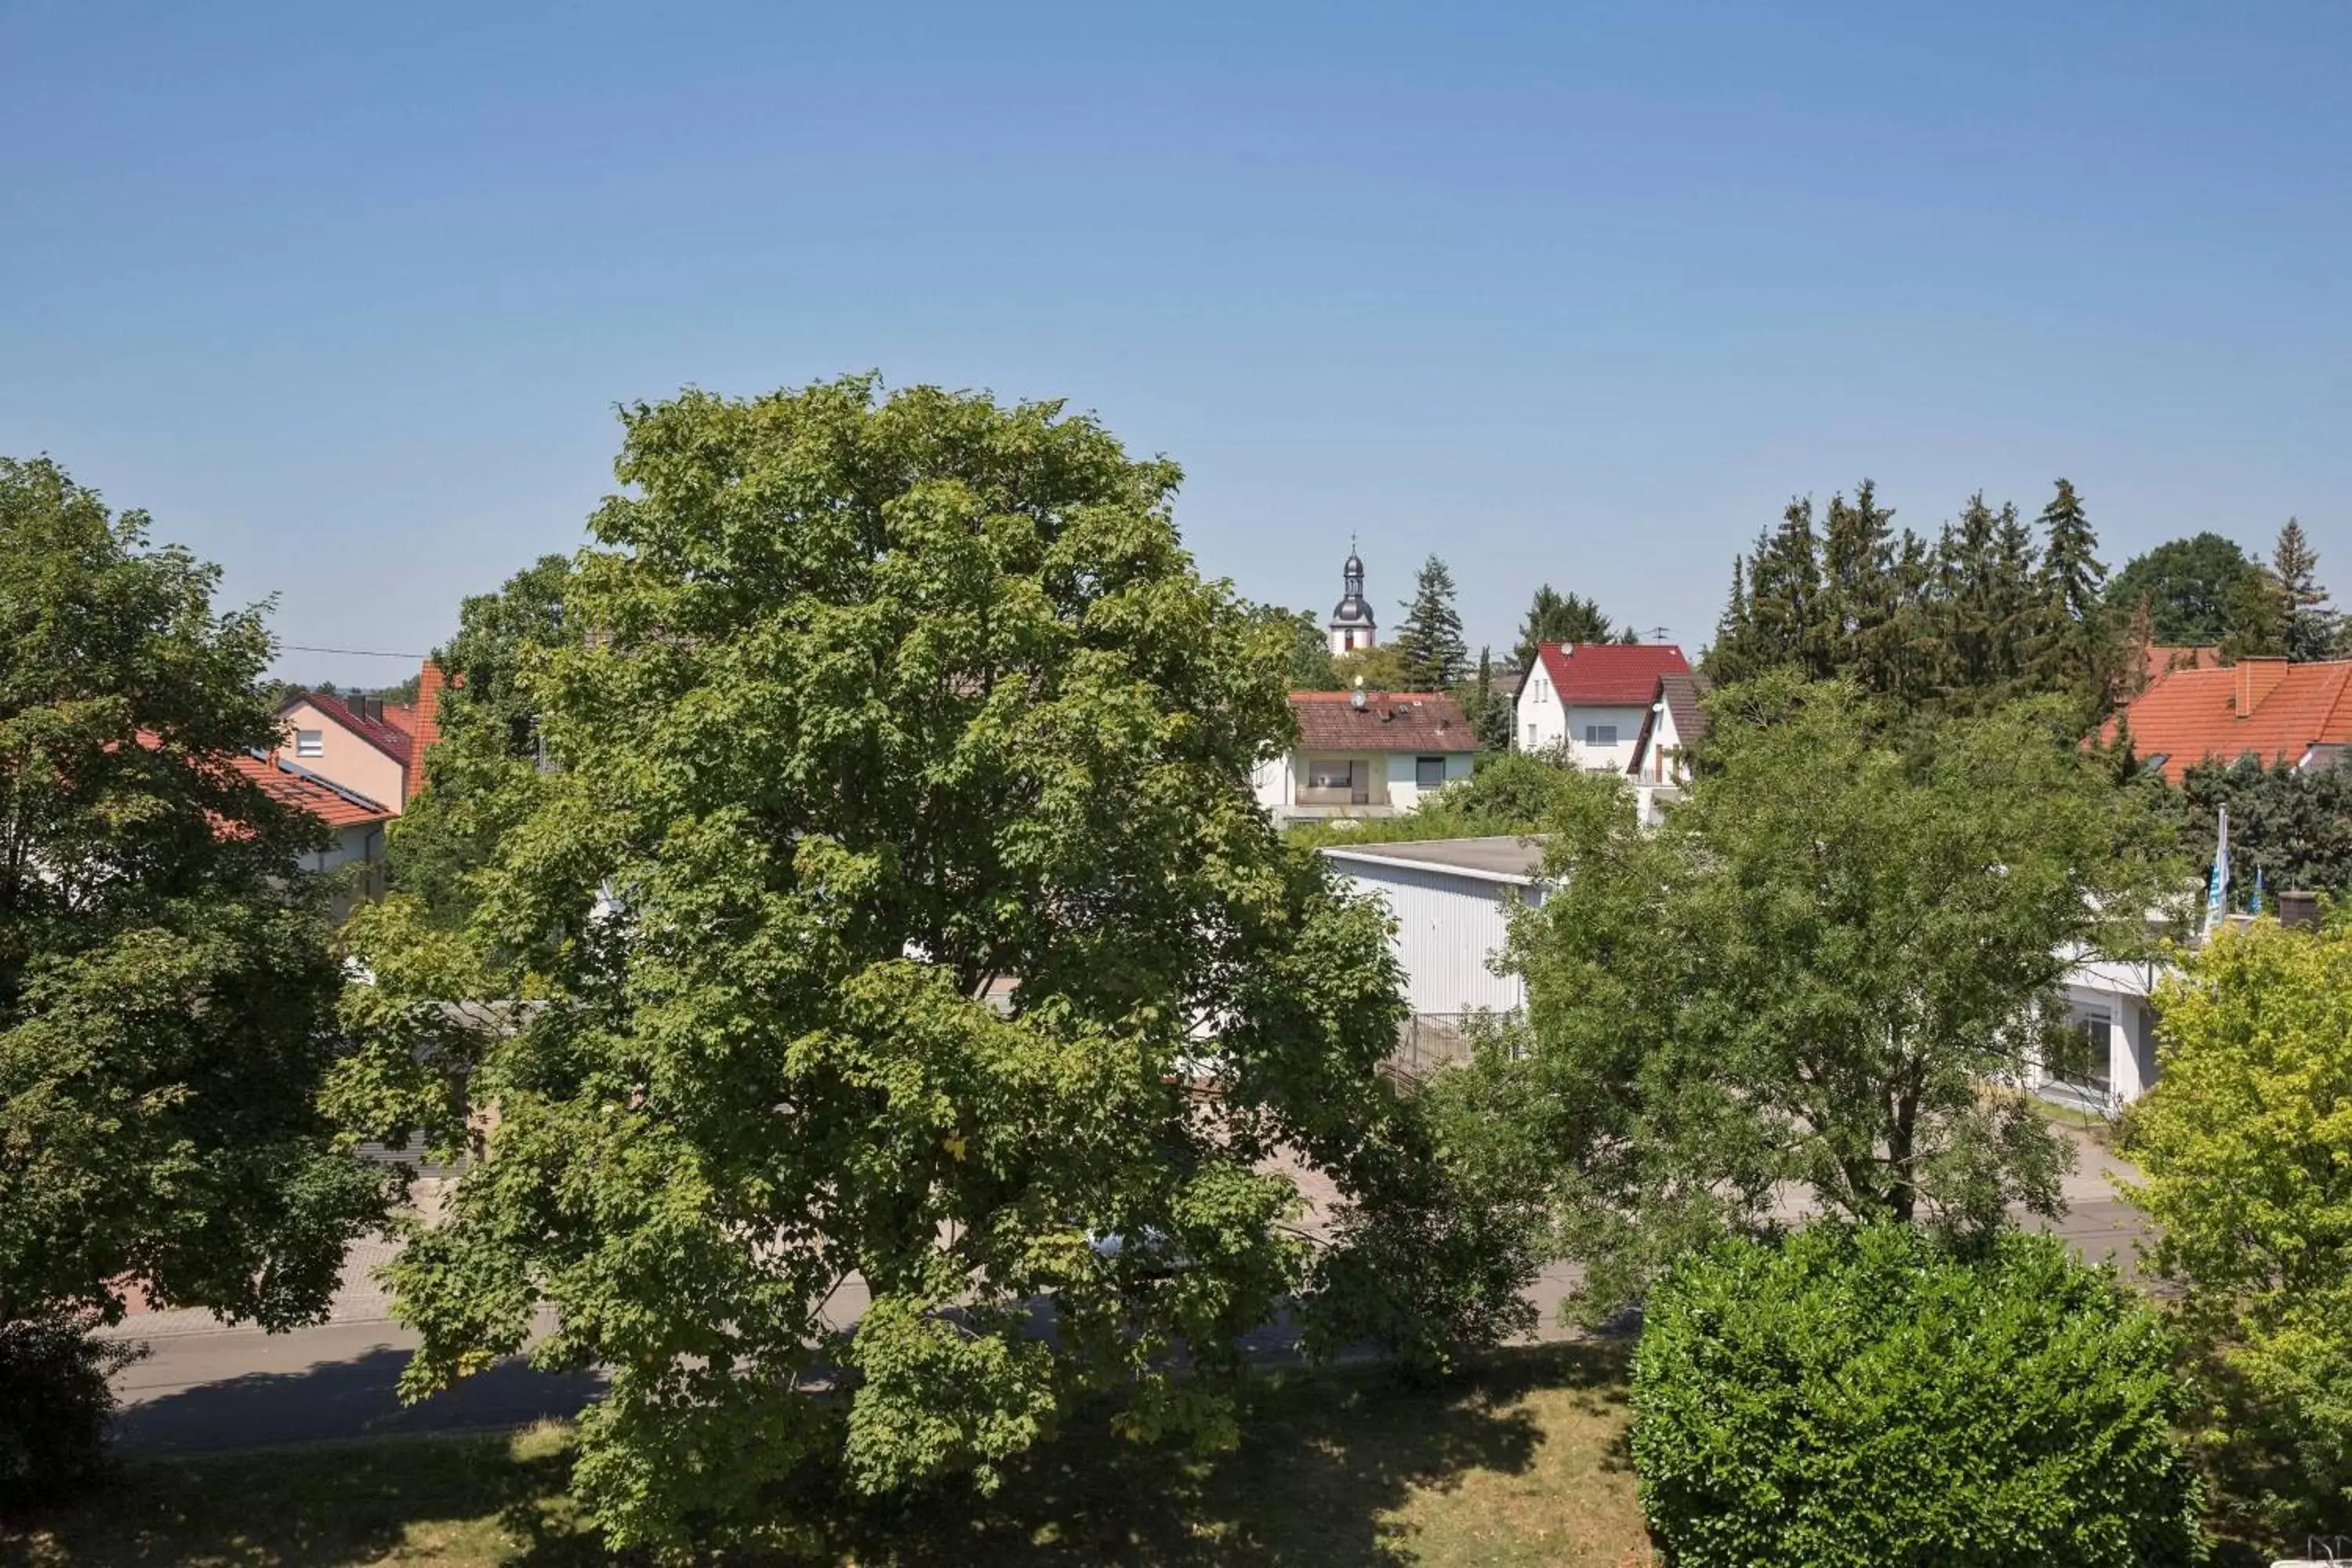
left=2161, top=752, right=2352, bottom=899
left=1465, top=645, right=1515, bottom=753
left=1708, top=479, right=2125, bottom=720
left=1283, top=750, right=1588, bottom=849
left=1482, top=675, right=2180, bottom=1314
left=1512, top=585, right=1621, bottom=666
left=1392, top=554, right=1468, bottom=690
left=1243, top=602, right=1340, bottom=690
left=1632, top=1224, right=2204, bottom=1567
left=0, top=1315, right=143, bottom=1508
left=2122, top=916, right=2352, bottom=1534
left=2272, top=517, right=2343, bottom=662
left=2106, top=532, right=2264, bottom=648
left=330, top=379, right=1506, bottom=1555
left=0, top=456, right=391, bottom=1354
left=387, top=554, right=579, bottom=920
left=1330, top=641, right=1410, bottom=692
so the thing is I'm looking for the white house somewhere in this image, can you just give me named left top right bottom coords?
left=1320, top=836, right=1544, bottom=1017
left=1624, top=671, right=1711, bottom=826
left=1253, top=690, right=1477, bottom=822
left=1515, top=642, right=1692, bottom=771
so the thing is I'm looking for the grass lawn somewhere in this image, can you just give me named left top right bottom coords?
left=5, top=1342, right=1650, bottom=1567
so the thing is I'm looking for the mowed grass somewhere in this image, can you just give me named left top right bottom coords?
left=5, top=1342, right=1650, bottom=1567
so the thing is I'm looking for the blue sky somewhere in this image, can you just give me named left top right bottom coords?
left=4, top=2, right=2346, bottom=685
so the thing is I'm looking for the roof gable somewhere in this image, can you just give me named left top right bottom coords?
left=2108, top=657, right=2352, bottom=782
left=285, top=690, right=416, bottom=768
left=1528, top=643, right=1691, bottom=706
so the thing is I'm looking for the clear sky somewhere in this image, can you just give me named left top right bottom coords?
left=4, top=2, right=2346, bottom=687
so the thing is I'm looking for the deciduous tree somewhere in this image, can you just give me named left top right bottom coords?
left=2105, top=532, right=2263, bottom=648
left=1461, top=674, right=2179, bottom=1315
left=330, top=379, right=1504, bottom=1554
left=0, top=456, right=390, bottom=1496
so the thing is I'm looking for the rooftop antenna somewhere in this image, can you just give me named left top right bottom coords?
left=1646, top=625, right=1672, bottom=645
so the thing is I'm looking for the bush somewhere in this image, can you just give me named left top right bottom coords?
left=0, top=1315, right=142, bottom=1509
left=1631, top=1225, right=2202, bottom=1567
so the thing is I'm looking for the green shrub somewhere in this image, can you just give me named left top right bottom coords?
left=1631, top=1224, right=2202, bottom=1566
left=0, top=1315, right=142, bottom=1508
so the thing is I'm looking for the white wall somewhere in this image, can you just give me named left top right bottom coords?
left=1382, top=751, right=1476, bottom=813
left=1515, top=676, right=1565, bottom=752
left=1561, top=704, right=1646, bottom=773
left=1325, top=857, right=1537, bottom=1015
left=1251, top=753, right=1292, bottom=811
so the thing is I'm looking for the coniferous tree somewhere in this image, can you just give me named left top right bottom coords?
left=1512, top=584, right=1616, bottom=667
left=1469, top=646, right=1515, bottom=753
left=2033, top=478, right=2114, bottom=717
left=1747, top=499, right=1829, bottom=678
left=1821, top=481, right=1899, bottom=696
left=1394, top=554, right=1470, bottom=690
left=2272, top=518, right=2339, bottom=661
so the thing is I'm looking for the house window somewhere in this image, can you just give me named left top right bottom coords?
left=296, top=729, right=324, bottom=757
left=1307, top=759, right=1356, bottom=790
left=1524, top=723, right=1537, bottom=749
left=2049, top=1008, right=2114, bottom=1100
left=1415, top=756, right=1447, bottom=789
left=1584, top=724, right=1617, bottom=747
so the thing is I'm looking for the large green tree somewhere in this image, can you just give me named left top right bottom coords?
left=1512, top=584, right=1621, bottom=666
left=1449, top=675, right=2179, bottom=1315
left=330, top=379, right=1501, bottom=1553
left=2272, top=517, right=2341, bottom=662
left=2161, top=752, right=2352, bottom=900
left=1240, top=603, right=1339, bottom=691
left=2124, top=916, right=2352, bottom=1534
left=2104, top=532, right=2263, bottom=647
left=1392, top=554, right=1469, bottom=690
left=388, top=553, right=579, bottom=920
left=0, top=458, right=391, bottom=1489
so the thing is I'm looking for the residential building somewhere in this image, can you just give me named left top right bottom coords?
left=1321, top=836, right=1542, bottom=1017
left=1327, top=544, right=1377, bottom=655
left=1625, top=670, right=1711, bottom=825
left=1253, top=689, right=1476, bottom=822
left=224, top=749, right=397, bottom=914
left=278, top=659, right=448, bottom=809
left=2106, top=655, right=2352, bottom=782
left=1513, top=641, right=1692, bottom=771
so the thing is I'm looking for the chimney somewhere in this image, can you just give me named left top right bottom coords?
left=2234, top=656, right=2288, bottom=717
left=408, top=659, right=448, bottom=804
left=2278, top=889, right=2321, bottom=931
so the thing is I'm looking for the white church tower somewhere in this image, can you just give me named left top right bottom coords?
left=1327, top=542, right=1377, bottom=655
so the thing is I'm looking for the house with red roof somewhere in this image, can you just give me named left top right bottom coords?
left=1252, top=689, right=1479, bottom=822
left=2107, top=655, right=2352, bottom=783
left=1513, top=641, right=1692, bottom=771
left=278, top=659, right=448, bottom=811
left=223, top=749, right=397, bottom=913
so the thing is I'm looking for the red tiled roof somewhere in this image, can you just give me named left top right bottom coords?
left=2140, top=644, right=2221, bottom=686
left=2106, top=657, right=2352, bottom=783
left=290, top=690, right=416, bottom=768
left=224, top=750, right=397, bottom=828
left=1526, top=642, right=1691, bottom=705
left=1288, top=691, right=1478, bottom=753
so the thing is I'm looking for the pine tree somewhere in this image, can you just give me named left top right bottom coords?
left=1513, top=583, right=1616, bottom=666
left=1822, top=481, right=1897, bottom=695
left=1470, top=645, right=1515, bottom=752
left=1748, top=499, right=1828, bottom=677
left=2033, top=478, right=2115, bottom=717
left=1394, top=554, right=1469, bottom=690
left=2272, top=517, right=2339, bottom=661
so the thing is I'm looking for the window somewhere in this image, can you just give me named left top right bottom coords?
left=1524, top=723, right=1537, bottom=749
left=1415, top=756, right=1447, bottom=789
left=1307, top=759, right=1356, bottom=790
left=296, top=729, right=324, bottom=757
left=1583, top=724, right=1617, bottom=747
left=2049, top=1009, right=2114, bottom=1099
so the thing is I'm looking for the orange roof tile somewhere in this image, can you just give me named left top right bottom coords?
left=2107, top=657, right=2352, bottom=782
left=1288, top=691, right=1478, bottom=753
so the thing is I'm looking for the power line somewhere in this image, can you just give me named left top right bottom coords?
left=280, top=643, right=429, bottom=659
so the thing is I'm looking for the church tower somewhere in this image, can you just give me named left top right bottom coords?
left=1327, top=542, right=1376, bottom=656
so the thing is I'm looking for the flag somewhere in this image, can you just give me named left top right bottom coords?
left=2249, top=864, right=2265, bottom=916
left=2204, top=804, right=2230, bottom=938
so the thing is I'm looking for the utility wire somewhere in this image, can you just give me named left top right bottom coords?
left=280, top=643, right=430, bottom=659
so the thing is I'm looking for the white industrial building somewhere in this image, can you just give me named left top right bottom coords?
left=1323, top=831, right=2166, bottom=1110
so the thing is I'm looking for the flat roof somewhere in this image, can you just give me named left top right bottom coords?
left=1319, top=834, right=1547, bottom=886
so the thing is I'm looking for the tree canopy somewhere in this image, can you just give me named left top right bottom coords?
left=2124, top=916, right=2352, bottom=1534
left=2104, top=532, right=2263, bottom=648
left=0, top=456, right=392, bottom=1490
left=1443, top=674, right=2180, bottom=1314
left=328, top=379, right=1501, bottom=1553
left=1512, top=585, right=1624, bottom=666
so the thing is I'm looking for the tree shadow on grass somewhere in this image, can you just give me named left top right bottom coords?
left=9, top=1341, right=1632, bottom=1567
left=811, top=1341, right=1628, bottom=1566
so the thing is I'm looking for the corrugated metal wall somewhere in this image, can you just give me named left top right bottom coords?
left=1330, top=859, right=1530, bottom=1014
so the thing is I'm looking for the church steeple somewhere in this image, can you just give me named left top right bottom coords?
left=1328, top=537, right=1376, bottom=656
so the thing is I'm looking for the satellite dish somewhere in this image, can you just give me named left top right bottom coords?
left=1351, top=675, right=1368, bottom=711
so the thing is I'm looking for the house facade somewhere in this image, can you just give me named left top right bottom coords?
left=223, top=749, right=397, bottom=916
left=1625, top=670, right=1711, bottom=826
left=278, top=660, right=448, bottom=810
left=1253, top=690, right=1477, bottom=822
left=1514, top=642, right=1691, bottom=771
